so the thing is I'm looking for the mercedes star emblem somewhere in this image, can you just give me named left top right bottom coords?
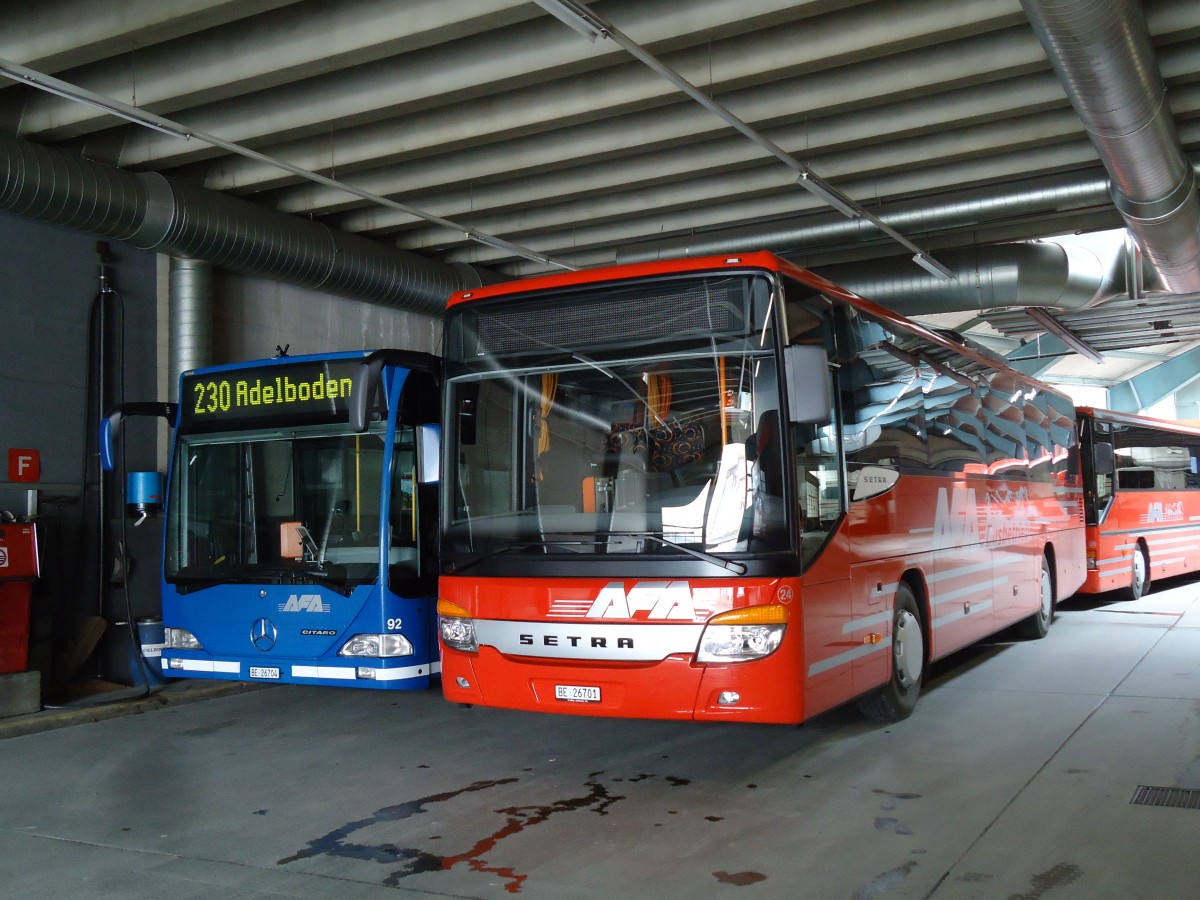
left=250, top=617, right=278, bottom=652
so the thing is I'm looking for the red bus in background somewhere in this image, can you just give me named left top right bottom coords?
left=436, top=252, right=1086, bottom=724
left=1076, top=407, right=1200, bottom=600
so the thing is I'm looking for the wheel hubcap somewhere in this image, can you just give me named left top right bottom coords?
left=1040, top=566, right=1053, bottom=621
left=1133, top=552, right=1146, bottom=590
left=893, top=610, right=923, bottom=689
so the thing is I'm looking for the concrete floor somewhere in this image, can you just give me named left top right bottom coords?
left=1, top=582, right=1198, bottom=900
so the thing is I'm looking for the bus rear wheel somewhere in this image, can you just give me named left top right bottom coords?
left=1120, top=544, right=1150, bottom=602
left=858, top=582, right=924, bottom=723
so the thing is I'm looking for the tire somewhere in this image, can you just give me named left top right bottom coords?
left=1118, top=544, right=1150, bottom=602
left=1015, top=554, right=1054, bottom=640
left=858, top=582, right=924, bottom=723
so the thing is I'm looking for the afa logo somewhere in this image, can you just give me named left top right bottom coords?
left=1145, top=501, right=1184, bottom=524
left=585, top=581, right=698, bottom=620
left=933, top=486, right=979, bottom=549
left=933, top=484, right=1036, bottom=548
left=277, top=593, right=331, bottom=613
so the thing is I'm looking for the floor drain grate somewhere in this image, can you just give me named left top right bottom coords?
left=1130, top=785, right=1200, bottom=810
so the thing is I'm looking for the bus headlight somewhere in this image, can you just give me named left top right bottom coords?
left=696, top=606, right=788, bottom=663
left=164, top=627, right=202, bottom=650
left=338, top=633, right=414, bottom=658
left=438, top=599, right=477, bottom=652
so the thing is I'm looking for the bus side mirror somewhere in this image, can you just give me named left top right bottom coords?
left=350, top=355, right=386, bottom=433
left=784, top=344, right=832, bottom=426
left=1093, top=442, right=1114, bottom=475
left=100, top=402, right=178, bottom=471
left=351, top=349, right=441, bottom=433
left=417, top=424, right=440, bottom=484
left=100, top=412, right=121, bottom=472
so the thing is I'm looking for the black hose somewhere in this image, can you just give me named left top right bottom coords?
left=82, top=247, right=155, bottom=701
left=107, top=267, right=155, bottom=700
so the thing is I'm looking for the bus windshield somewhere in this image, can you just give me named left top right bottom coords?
left=166, top=423, right=419, bottom=591
left=443, top=273, right=793, bottom=566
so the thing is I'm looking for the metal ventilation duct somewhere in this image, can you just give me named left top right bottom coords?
left=0, top=132, right=482, bottom=314
left=169, top=257, right=213, bottom=397
left=814, top=241, right=1121, bottom=317
left=1021, top=0, right=1200, bottom=294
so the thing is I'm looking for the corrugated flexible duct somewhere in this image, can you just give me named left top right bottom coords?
left=0, top=131, right=483, bottom=314
left=1021, top=0, right=1200, bottom=294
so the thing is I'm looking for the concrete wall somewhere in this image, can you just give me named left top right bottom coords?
left=0, top=213, right=158, bottom=693
left=213, top=269, right=440, bottom=364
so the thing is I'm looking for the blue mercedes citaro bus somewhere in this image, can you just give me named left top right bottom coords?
left=103, top=350, right=441, bottom=689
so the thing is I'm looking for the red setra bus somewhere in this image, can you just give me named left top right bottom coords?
left=1076, top=406, right=1200, bottom=600
left=436, top=252, right=1086, bottom=724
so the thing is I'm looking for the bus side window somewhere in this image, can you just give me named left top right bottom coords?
left=1188, top=446, right=1200, bottom=488
left=1117, top=468, right=1154, bottom=490
left=1113, top=425, right=1195, bottom=492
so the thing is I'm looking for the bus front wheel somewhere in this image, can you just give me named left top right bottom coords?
left=858, top=582, right=924, bottom=723
left=1120, top=544, right=1150, bottom=602
left=1014, top=555, right=1054, bottom=640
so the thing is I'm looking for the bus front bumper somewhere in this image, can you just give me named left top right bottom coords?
left=440, top=643, right=805, bottom=724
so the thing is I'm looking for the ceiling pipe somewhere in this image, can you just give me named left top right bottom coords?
left=1021, top=0, right=1200, bottom=294
left=0, top=131, right=485, bottom=314
left=813, top=241, right=1121, bottom=316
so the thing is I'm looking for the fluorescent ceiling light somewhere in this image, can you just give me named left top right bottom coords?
left=1025, top=307, right=1104, bottom=364
left=912, top=253, right=956, bottom=282
left=0, top=58, right=191, bottom=140
left=797, top=172, right=860, bottom=219
left=532, top=0, right=605, bottom=42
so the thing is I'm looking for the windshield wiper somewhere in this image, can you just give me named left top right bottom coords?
left=171, top=563, right=354, bottom=596
left=606, top=531, right=748, bottom=574
left=445, top=534, right=746, bottom=575
left=259, top=564, right=355, bottom=595
left=444, top=540, right=594, bottom=575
